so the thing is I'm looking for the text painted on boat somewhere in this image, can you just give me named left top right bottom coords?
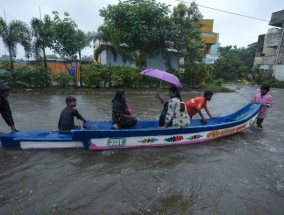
left=107, top=138, right=126, bottom=147
left=206, top=123, right=247, bottom=139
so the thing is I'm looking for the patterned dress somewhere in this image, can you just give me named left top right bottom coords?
left=251, top=93, right=273, bottom=119
left=165, top=97, right=190, bottom=128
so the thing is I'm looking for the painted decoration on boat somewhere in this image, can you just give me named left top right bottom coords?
left=88, top=118, right=255, bottom=150
left=164, top=135, right=184, bottom=142
left=138, top=138, right=159, bottom=144
left=187, top=134, right=203, bottom=140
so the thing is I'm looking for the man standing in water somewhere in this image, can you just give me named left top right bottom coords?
left=0, top=82, right=17, bottom=132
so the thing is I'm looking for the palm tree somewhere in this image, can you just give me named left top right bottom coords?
left=0, top=17, right=31, bottom=70
left=30, top=15, right=53, bottom=68
left=94, top=25, right=119, bottom=66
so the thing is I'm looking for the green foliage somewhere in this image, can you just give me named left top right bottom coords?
left=200, top=83, right=234, bottom=93
left=236, top=79, right=247, bottom=90
left=98, top=0, right=175, bottom=67
left=262, top=77, right=284, bottom=88
left=94, top=43, right=118, bottom=64
left=0, top=17, right=31, bottom=69
left=0, top=60, right=10, bottom=70
left=0, top=71, right=12, bottom=85
left=213, top=78, right=224, bottom=87
left=82, top=64, right=102, bottom=87
left=212, top=44, right=256, bottom=81
left=181, top=62, right=211, bottom=88
left=171, top=2, right=205, bottom=63
left=16, top=66, right=51, bottom=87
left=238, top=42, right=257, bottom=72
left=51, top=12, right=94, bottom=60
left=100, top=0, right=172, bottom=54
left=54, top=72, right=74, bottom=87
left=31, top=15, right=54, bottom=68
left=110, top=66, right=141, bottom=87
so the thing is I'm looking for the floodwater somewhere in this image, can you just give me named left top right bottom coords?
left=0, top=85, right=284, bottom=215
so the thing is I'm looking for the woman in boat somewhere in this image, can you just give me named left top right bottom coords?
left=112, top=89, right=137, bottom=129
left=159, top=86, right=190, bottom=128
left=0, top=82, right=17, bottom=132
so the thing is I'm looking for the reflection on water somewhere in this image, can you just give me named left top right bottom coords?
left=1, top=85, right=284, bottom=215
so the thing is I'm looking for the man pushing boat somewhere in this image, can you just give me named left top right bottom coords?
left=0, top=82, right=17, bottom=133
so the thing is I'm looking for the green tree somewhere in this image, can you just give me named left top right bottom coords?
left=0, top=17, right=31, bottom=70
left=238, top=42, right=257, bottom=72
left=95, top=24, right=119, bottom=65
left=51, top=11, right=94, bottom=86
left=31, top=15, right=54, bottom=68
left=212, top=46, right=249, bottom=80
left=51, top=11, right=78, bottom=60
left=98, top=0, right=175, bottom=68
left=74, top=29, right=95, bottom=86
left=171, top=2, right=205, bottom=63
left=181, top=62, right=211, bottom=87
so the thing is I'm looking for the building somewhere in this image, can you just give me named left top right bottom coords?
left=253, top=10, right=284, bottom=81
left=200, top=19, right=220, bottom=64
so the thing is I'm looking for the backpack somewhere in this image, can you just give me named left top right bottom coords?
left=180, top=101, right=185, bottom=112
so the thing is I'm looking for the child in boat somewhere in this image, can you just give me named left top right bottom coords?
left=251, top=84, right=273, bottom=128
left=159, top=86, right=189, bottom=128
left=0, top=82, right=17, bottom=132
left=58, top=96, right=87, bottom=132
left=112, top=89, right=137, bottom=129
left=185, top=90, right=214, bottom=124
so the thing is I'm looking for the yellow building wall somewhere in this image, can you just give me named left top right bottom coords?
left=200, top=19, right=218, bottom=54
left=200, top=19, right=214, bottom=32
left=200, top=19, right=217, bottom=44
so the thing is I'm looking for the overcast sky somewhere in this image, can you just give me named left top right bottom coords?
left=0, top=0, right=283, bottom=59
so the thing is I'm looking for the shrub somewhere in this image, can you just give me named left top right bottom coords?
left=54, top=72, right=74, bottom=87
left=110, top=66, right=140, bottom=87
left=82, top=64, right=101, bottom=87
left=214, top=78, right=224, bottom=87
left=0, top=72, right=12, bottom=85
left=181, top=62, right=211, bottom=88
left=16, top=66, right=51, bottom=87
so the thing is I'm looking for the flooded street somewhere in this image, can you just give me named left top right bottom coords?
left=0, top=85, right=284, bottom=215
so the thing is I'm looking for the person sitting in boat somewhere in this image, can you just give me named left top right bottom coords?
left=58, top=96, right=87, bottom=133
left=185, top=90, right=214, bottom=124
left=159, top=86, right=190, bottom=128
left=112, top=89, right=137, bottom=129
left=0, top=82, right=17, bottom=132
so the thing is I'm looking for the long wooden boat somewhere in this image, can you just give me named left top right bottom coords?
left=0, top=103, right=262, bottom=150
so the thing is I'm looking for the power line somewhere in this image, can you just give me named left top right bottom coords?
left=176, top=0, right=270, bottom=22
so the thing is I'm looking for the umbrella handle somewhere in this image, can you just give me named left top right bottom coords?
left=156, top=93, right=164, bottom=104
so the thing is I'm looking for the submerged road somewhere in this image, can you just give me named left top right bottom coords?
left=0, top=85, right=283, bottom=214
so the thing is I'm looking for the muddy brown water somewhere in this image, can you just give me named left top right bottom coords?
left=0, top=85, right=283, bottom=215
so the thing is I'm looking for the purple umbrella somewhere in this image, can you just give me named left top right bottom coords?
left=140, top=69, right=182, bottom=88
